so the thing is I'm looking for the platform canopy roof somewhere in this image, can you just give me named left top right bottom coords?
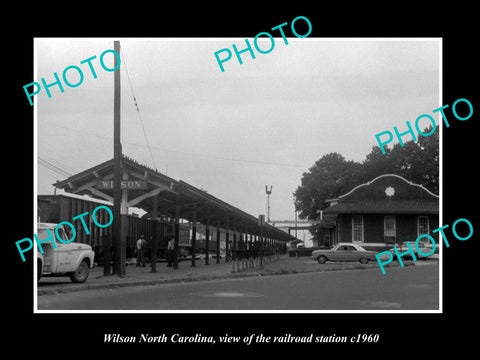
left=54, top=155, right=296, bottom=242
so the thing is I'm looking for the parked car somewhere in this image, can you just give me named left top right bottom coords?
left=197, top=251, right=223, bottom=260
left=389, top=242, right=431, bottom=260
left=312, top=243, right=389, bottom=264
left=37, top=223, right=95, bottom=283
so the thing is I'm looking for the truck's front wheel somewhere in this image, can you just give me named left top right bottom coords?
left=70, top=260, right=89, bottom=283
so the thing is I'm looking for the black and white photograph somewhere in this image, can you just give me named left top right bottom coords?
left=33, top=37, right=441, bottom=312
left=7, top=7, right=478, bottom=354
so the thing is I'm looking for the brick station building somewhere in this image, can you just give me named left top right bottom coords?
left=322, top=174, right=439, bottom=252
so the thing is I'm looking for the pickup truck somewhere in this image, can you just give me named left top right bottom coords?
left=37, top=222, right=95, bottom=283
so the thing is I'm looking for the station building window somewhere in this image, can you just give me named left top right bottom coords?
left=417, top=216, right=430, bottom=237
left=384, top=215, right=396, bottom=244
left=352, top=215, right=364, bottom=242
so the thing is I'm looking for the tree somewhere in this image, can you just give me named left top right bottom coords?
left=361, top=145, right=394, bottom=182
left=415, top=125, right=439, bottom=194
left=293, top=153, right=362, bottom=219
left=386, top=125, right=439, bottom=194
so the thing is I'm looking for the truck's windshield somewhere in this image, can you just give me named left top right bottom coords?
left=37, top=227, right=70, bottom=245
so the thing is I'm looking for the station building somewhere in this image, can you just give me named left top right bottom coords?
left=322, top=174, right=439, bottom=252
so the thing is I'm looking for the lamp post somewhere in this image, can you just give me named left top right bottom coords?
left=265, top=185, right=272, bottom=222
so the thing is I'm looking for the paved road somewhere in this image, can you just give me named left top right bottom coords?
left=37, top=264, right=439, bottom=311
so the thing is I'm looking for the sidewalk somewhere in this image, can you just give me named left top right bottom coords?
left=37, top=258, right=251, bottom=295
left=37, top=255, right=438, bottom=295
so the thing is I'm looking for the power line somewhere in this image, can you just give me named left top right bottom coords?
left=38, top=157, right=72, bottom=177
left=41, top=120, right=310, bottom=169
left=120, top=45, right=158, bottom=171
left=38, top=156, right=73, bottom=178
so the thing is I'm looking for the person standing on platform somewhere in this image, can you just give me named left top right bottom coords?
left=167, top=236, right=175, bottom=267
left=136, top=235, right=147, bottom=267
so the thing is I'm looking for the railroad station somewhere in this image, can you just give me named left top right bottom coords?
left=34, top=39, right=442, bottom=312
left=43, top=154, right=295, bottom=276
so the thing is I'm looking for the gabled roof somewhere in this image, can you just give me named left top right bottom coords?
left=337, top=174, right=439, bottom=199
left=323, top=174, right=439, bottom=215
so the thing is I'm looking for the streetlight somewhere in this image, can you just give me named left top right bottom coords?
left=265, top=185, right=272, bottom=222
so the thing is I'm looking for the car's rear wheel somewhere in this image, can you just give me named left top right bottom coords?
left=359, top=258, right=369, bottom=264
left=70, top=260, right=89, bottom=283
left=317, top=255, right=327, bottom=264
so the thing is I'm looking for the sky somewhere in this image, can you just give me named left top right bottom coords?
left=35, top=38, right=440, bottom=242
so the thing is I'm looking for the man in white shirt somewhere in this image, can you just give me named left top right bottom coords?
left=167, top=236, right=175, bottom=267
left=136, top=235, right=147, bottom=267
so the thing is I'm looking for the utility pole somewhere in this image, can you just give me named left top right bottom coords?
left=258, top=215, right=265, bottom=268
left=294, top=195, right=298, bottom=241
left=112, top=40, right=125, bottom=277
left=295, top=208, right=298, bottom=240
